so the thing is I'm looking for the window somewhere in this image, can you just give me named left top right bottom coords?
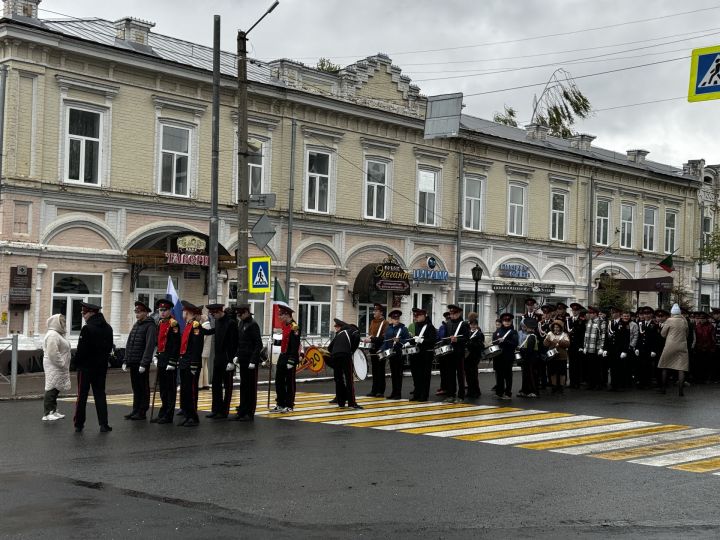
left=643, top=207, right=657, bottom=252
left=365, top=159, right=387, bottom=220
left=701, top=294, right=711, bottom=312
left=457, top=291, right=482, bottom=322
left=595, top=199, right=610, bottom=246
left=703, top=215, right=713, bottom=246
left=550, top=192, right=566, bottom=241
left=65, top=107, right=101, bottom=185
left=620, top=204, right=634, bottom=249
left=248, top=138, right=265, bottom=196
left=228, top=281, right=266, bottom=334
left=159, top=125, right=190, bottom=197
left=306, top=150, right=330, bottom=213
left=508, top=184, right=526, bottom=236
left=664, top=211, right=677, bottom=254
left=417, top=168, right=438, bottom=226
left=13, top=202, right=30, bottom=234
left=299, top=285, right=331, bottom=336
left=464, top=176, right=484, bottom=231
left=51, top=273, right=103, bottom=334
left=135, top=275, right=179, bottom=315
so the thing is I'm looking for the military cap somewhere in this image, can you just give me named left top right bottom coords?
left=80, top=302, right=101, bottom=312
left=134, top=300, right=151, bottom=313
left=569, top=302, right=583, bottom=310
left=654, top=309, right=670, bottom=317
left=447, top=304, right=462, bottom=313
left=442, top=311, right=451, bottom=318
left=499, top=312, right=514, bottom=321
left=555, top=302, right=569, bottom=310
left=388, top=309, right=402, bottom=319
left=181, top=300, right=203, bottom=315
left=373, top=303, right=386, bottom=313
left=586, top=306, right=599, bottom=314
left=540, top=304, right=555, bottom=312
left=711, top=307, right=720, bottom=314
left=276, top=302, right=294, bottom=316
left=236, top=304, right=252, bottom=315
left=522, top=317, right=538, bottom=330
left=412, top=308, right=427, bottom=316
left=524, top=298, right=537, bottom=305
left=333, top=318, right=347, bottom=327
left=155, top=298, right=174, bottom=310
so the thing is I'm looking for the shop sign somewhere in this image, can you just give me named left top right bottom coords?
left=374, top=256, right=411, bottom=293
left=497, top=263, right=530, bottom=279
left=165, top=252, right=209, bottom=266
left=9, top=266, right=32, bottom=305
left=412, top=269, right=449, bottom=282
left=492, top=281, right=556, bottom=294
left=177, top=235, right=207, bottom=253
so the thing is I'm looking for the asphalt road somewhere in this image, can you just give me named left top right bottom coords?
left=3, top=373, right=720, bottom=539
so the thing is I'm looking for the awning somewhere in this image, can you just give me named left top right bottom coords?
left=615, top=277, right=673, bottom=292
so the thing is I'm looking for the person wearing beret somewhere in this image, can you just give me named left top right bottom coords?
left=73, top=302, right=114, bottom=433
left=581, top=306, right=607, bottom=390
left=365, top=303, right=389, bottom=398
left=492, top=313, right=519, bottom=400
left=203, top=303, right=239, bottom=420
left=409, top=308, right=437, bottom=402
left=273, top=303, right=301, bottom=412
left=380, top=309, right=411, bottom=399
left=329, top=318, right=362, bottom=409
left=153, top=298, right=181, bottom=424
left=232, top=305, right=263, bottom=421
left=122, top=300, right=158, bottom=421
left=177, top=300, right=206, bottom=427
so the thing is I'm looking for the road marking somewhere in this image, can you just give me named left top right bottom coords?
left=299, top=404, right=467, bottom=423
left=482, top=420, right=656, bottom=445
left=402, top=412, right=578, bottom=435
left=552, top=428, right=719, bottom=455
left=629, top=445, right=720, bottom=467
left=257, top=399, right=400, bottom=415
left=592, top=434, right=720, bottom=461
left=363, top=409, right=541, bottom=430
left=323, top=406, right=486, bottom=425
left=447, top=417, right=623, bottom=441
left=671, top=456, right=720, bottom=473
left=519, top=424, right=688, bottom=451
left=276, top=402, right=465, bottom=421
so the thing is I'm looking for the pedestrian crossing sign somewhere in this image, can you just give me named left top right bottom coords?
left=688, top=45, right=720, bottom=102
left=248, top=256, right=271, bottom=293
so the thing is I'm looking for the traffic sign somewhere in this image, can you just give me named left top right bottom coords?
left=248, top=256, right=271, bottom=293
left=251, top=214, right=276, bottom=250
left=688, top=45, right=720, bottom=102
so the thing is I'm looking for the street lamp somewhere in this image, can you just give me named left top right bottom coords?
left=471, top=264, right=483, bottom=313
left=237, top=0, right=279, bottom=306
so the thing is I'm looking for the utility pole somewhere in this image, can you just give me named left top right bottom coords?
left=698, top=203, right=705, bottom=309
left=208, top=15, right=220, bottom=304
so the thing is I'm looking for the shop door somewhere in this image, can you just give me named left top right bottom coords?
left=413, top=291, right=434, bottom=323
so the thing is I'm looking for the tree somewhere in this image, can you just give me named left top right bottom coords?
left=493, top=105, right=518, bottom=127
left=595, top=276, right=629, bottom=312
left=316, top=57, right=341, bottom=73
left=700, top=229, right=720, bottom=268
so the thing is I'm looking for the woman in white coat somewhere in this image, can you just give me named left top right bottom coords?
left=42, top=314, right=72, bottom=421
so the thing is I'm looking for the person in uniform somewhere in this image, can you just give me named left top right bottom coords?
left=635, top=306, right=660, bottom=389
left=536, top=304, right=555, bottom=391
left=567, top=303, right=586, bottom=388
left=435, top=311, right=452, bottom=397
left=364, top=303, right=388, bottom=398
left=517, top=317, right=539, bottom=398
left=442, top=304, right=469, bottom=403
left=233, top=305, right=263, bottom=421
left=177, top=301, right=205, bottom=427
left=581, top=306, right=606, bottom=390
left=152, top=298, right=181, bottom=424
left=693, top=312, right=716, bottom=385
left=711, top=307, right=720, bottom=382
left=380, top=309, right=410, bottom=399
left=329, top=318, right=362, bottom=409
left=123, top=300, right=157, bottom=421
left=408, top=307, right=437, bottom=402
left=273, top=303, right=300, bottom=412
left=203, top=303, right=239, bottom=419
left=464, top=314, right=485, bottom=400
left=73, top=302, right=114, bottom=433
left=492, top=313, right=518, bottom=400
left=524, top=298, right=537, bottom=319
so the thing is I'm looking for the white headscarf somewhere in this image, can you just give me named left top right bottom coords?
left=670, top=303, right=681, bottom=315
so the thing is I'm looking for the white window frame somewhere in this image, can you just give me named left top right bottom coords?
left=664, top=210, right=678, bottom=254
left=550, top=190, right=567, bottom=242
left=620, top=203, right=634, bottom=249
left=299, top=284, right=332, bottom=337
left=507, top=182, right=527, bottom=237
left=62, top=103, right=107, bottom=187
left=643, top=207, right=657, bottom=252
left=364, top=157, right=390, bottom=221
left=595, top=199, right=611, bottom=246
left=304, top=148, right=333, bottom=214
left=233, top=134, right=272, bottom=202
left=157, top=123, right=192, bottom=198
left=417, top=166, right=439, bottom=227
left=703, top=214, right=713, bottom=246
left=464, top=175, right=486, bottom=231
left=51, top=272, right=104, bottom=335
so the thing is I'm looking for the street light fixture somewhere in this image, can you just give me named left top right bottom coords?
left=237, top=1, right=279, bottom=306
left=471, top=264, right=483, bottom=313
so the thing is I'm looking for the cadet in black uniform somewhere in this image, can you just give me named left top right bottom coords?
left=464, top=315, right=485, bottom=399
left=233, top=305, right=263, bottom=421
left=443, top=304, right=470, bottom=403
left=409, top=308, right=437, bottom=402
left=152, top=298, right=181, bottom=424
left=123, top=300, right=157, bottom=421
left=178, top=301, right=205, bottom=427
left=273, top=303, right=300, bottom=412
left=204, top=303, right=239, bottom=419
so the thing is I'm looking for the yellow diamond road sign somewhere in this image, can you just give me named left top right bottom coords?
left=688, top=45, right=720, bottom=102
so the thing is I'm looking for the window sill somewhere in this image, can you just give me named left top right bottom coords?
left=305, top=209, right=330, bottom=215
left=157, top=192, right=192, bottom=200
left=463, top=227, right=482, bottom=232
left=63, top=180, right=102, bottom=188
left=364, top=216, right=387, bottom=222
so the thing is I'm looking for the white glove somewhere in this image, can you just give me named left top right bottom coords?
left=634, top=350, right=640, bottom=357
left=139, top=366, right=146, bottom=374
left=122, top=363, right=127, bottom=372
left=166, top=364, right=175, bottom=371
left=248, top=363, right=256, bottom=370
left=201, top=321, right=211, bottom=330
left=232, top=356, right=239, bottom=366
left=651, top=352, right=657, bottom=358
left=598, top=349, right=604, bottom=356
left=225, top=362, right=234, bottom=372
left=415, top=337, right=424, bottom=344
left=402, top=342, right=412, bottom=348
left=603, top=350, right=608, bottom=357
left=620, top=352, right=627, bottom=359
left=191, top=369, right=197, bottom=376
left=578, top=348, right=585, bottom=354
left=153, top=356, right=159, bottom=366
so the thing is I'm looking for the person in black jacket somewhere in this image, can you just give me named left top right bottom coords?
left=273, top=303, right=301, bottom=412
left=204, top=303, right=239, bottom=419
left=328, top=318, right=361, bottom=409
left=152, top=298, right=181, bottom=424
left=409, top=308, right=437, bottom=402
left=178, top=301, right=206, bottom=427
left=123, top=300, right=157, bottom=421
left=73, top=302, right=114, bottom=433
left=492, top=312, right=519, bottom=400
left=232, top=305, right=263, bottom=421
left=464, top=314, right=485, bottom=400
left=443, top=304, right=470, bottom=403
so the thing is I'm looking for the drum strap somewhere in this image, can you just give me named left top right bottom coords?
left=417, top=324, right=428, bottom=339
left=470, top=329, right=479, bottom=340
left=453, top=321, right=464, bottom=337
left=375, top=322, right=385, bottom=338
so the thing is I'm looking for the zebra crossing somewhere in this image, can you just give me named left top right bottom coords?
left=91, top=390, right=720, bottom=476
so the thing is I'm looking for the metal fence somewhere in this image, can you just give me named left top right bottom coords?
left=0, top=335, right=20, bottom=397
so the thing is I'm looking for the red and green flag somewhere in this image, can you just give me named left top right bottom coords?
left=658, top=254, right=674, bottom=273
left=272, top=276, right=288, bottom=329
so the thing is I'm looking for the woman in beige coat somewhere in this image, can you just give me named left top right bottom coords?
left=658, top=304, right=689, bottom=396
left=42, top=314, right=72, bottom=420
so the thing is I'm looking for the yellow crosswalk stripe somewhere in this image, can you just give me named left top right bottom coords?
left=670, top=457, right=720, bottom=473
left=455, top=418, right=630, bottom=442
left=401, top=412, right=574, bottom=435
left=592, top=434, right=720, bottom=461
left=272, top=401, right=465, bottom=418
left=300, top=404, right=473, bottom=423
left=346, top=407, right=520, bottom=428
left=518, top=424, right=689, bottom=450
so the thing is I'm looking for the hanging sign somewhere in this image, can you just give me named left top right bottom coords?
left=373, top=256, right=410, bottom=293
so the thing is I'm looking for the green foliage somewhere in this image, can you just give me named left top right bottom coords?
left=492, top=105, right=518, bottom=127
left=531, top=69, right=592, bottom=138
left=316, top=57, right=341, bottom=73
left=595, top=276, right=629, bottom=312
left=700, top=229, right=720, bottom=268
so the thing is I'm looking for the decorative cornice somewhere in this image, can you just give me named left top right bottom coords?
left=300, top=125, right=344, bottom=143
left=360, top=136, right=399, bottom=154
left=231, top=111, right=279, bottom=131
left=55, top=75, right=119, bottom=99
left=152, top=95, right=207, bottom=117
left=505, top=164, right=534, bottom=178
left=413, top=147, right=448, bottom=163
left=464, top=157, right=493, bottom=171
left=548, top=173, right=575, bottom=185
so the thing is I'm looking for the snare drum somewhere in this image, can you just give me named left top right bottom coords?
left=378, top=348, right=394, bottom=360
left=546, top=348, right=558, bottom=358
left=358, top=341, right=373, bottom=350
left=483, top=344, right=502, bottom=359
left=514, top=351, right=523, bottom=362
left=434, top=344, right=453, bottom=358
left=352, top=349, right=369, bottom=380
left=402, top=345, right=419, bottom=356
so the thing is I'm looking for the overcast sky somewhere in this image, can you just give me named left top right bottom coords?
left=42, top=0, right=720, bottom=168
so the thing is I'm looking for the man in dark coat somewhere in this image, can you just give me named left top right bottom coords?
left=232, top=305, right=263, bottom=421
left=152, top=298, right=181, bottom=424
left=328, top=318, right=361, bottom=409
left=443, top=304, right=470, bottom=403
left=204, top=303, right=239, bottom=419
left=73, top=302, right=114, bottom=433
left=273, top=303, right=301, bottom=412
left=123, top=300, right=157, bottom=421
left=410, top=308, right=437, bottom=402
left=178, top=301, right=205, bottom=427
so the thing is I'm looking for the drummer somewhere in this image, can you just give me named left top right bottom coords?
left=328, top=319, right=362, bottom=409
left=464, top=314, right=485, bottom=399
left=364, top=303, right=389, bottom=398
left=443, top=304, right=470, bottom=404
left=492, top=313, right=519, bottom=400
left=380, top=309, right=411, bottom=399
left=435, top=311, right=452, bottom=397
left=409, top=307, right=437, bottom=402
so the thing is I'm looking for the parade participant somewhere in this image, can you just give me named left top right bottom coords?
left=536, top=304, right=555, bottom=390
left=443, top=304, right=470, bottom=403
left=517, top=317, right=539, bottom=398
left=73, top=302, right=114, bottom=433
left=232, top=305, right=263, bottom=421
left=635, top=307, right=660, bottom=389
left=177, top=301, right=205, bottom=427
left=693, top=312, right=716, bottom=385
left=524, top=298, right=537, bottom=319
left=365, top=303, right=388, bottom=398
left=581, top=306, right=606, bottom=390
left=380, top=309, right=410, bottom=399
left=463, top=314, right=484, bottom=400
left=409, top=307, right=437, bottom=402
left=204, top=303, right=239, bottom=419
left=273, top=303, right=300, bottom=412
left=329, top=318, right=362, bottom=409
left=42, top=314, right=71, bottom=422
left=492, top=313, right=518, bottom=399
left=123, top=300, right=157, bottom=421
left=567, top=304, right=586, bottom=388
left=658, top=304, right=690, bottom=396
left=543, top=320, right=570, bottom=394
left=603, top=307, right=622, bottom=389
left=609, top=311, right=637, bottom=390
left=152, top=298, right=181, bottom=424
left=435, top=311, right=452, bottom=396
left=555, top=302, right=569, bottom=322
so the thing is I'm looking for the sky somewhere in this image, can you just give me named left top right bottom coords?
left=40, top=0, right=720, bottom=168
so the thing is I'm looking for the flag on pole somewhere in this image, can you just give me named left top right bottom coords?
left=658, top=254, right=675, bottom=273
left=166, top=276, right=185, bottom=331
left=272, top=276, right=288, bottom=330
